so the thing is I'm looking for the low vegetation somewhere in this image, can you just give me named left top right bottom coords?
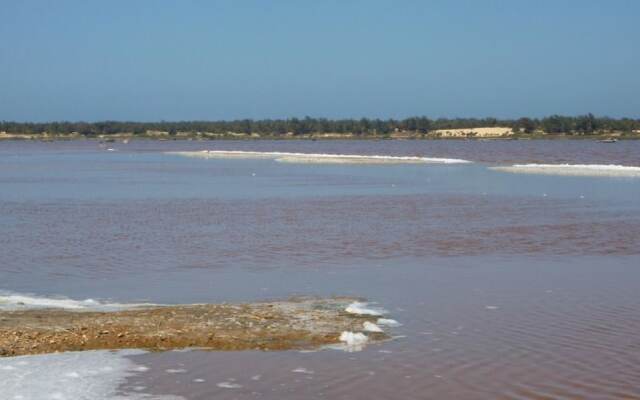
left=1, top=114, right=639, bottom=140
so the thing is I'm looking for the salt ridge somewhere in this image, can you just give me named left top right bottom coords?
left=345, top=301, right=387, bottom=316
left=170, top=150, right=471, bottom=164
left=0, top=291, right=156, bottom=311
left=377, top=318, right=402, bottom=327
left=491, top=163, right=640, bottom=177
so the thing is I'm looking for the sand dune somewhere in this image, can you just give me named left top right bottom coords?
left=432, top=127, right=514, bottom=138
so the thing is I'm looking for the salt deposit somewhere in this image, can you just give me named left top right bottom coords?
left=339, top=331, right=369, bottom=352
left=0, top=291, right=155, bottom=312
left=345, top=302, right=387, bottom=316
left=169, top=150, right=471, bottom=165
left=491, top=163, right=640, bottom=177
left=377, top=318, right=401, bottom=327
left=0, top=350, right=182, bottom=400
left=363, top=321, right=384, bottom=332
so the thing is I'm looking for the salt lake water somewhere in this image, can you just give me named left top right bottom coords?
left=1, top=140, right=639, bottom=399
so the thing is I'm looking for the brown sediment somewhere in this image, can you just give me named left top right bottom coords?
left=0, top=297, right=385, bottom=357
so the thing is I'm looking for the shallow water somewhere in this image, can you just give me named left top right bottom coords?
left=1, top=140, right=639, bottom=399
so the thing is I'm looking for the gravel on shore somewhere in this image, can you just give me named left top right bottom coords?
left=0, top=297, right=386, bottom=357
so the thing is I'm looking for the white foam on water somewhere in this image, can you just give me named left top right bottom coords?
left=377, top=318, right=401, bottom=327
left=0, top=350, right=182, bottom=400
left=217, top=382, right=243, bottom=389
left=165, top=368, right=188, bottom=374
left=291, top=367, right=315, bottom=374
left=0, top=291, right=157, bottom=311
left=169, top=150, right=471, bottom=165
left=491, top=163, right=640, bottom=177
left=345, top=302, right=387, bottom=316
left=362, top=321, right=383, bottom=333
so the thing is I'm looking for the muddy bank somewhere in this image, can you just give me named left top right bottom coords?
left=0, top=298, right=387, bottom=357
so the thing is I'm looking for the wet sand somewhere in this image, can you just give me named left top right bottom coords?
left=0, top=298, right=386, bottom=357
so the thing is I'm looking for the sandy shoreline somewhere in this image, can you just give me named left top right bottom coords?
left=0, top=298, right=387, bottom=357
left=2, top=132, right=639, bottom=141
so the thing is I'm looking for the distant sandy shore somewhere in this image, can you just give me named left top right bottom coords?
left=2, top=131, right=639, bottom=141
left=432, top=127, right=514, bottom=138
left=0, top=298, right=387, bottom=357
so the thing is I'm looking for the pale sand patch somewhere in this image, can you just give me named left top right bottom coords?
left=433, top=127, right=514, bottom=138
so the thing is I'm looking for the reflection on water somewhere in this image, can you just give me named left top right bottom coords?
left=1, top=140, right=639, bottom=399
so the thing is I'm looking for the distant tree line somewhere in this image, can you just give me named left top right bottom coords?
left=1, top=114, right=639, bottom=136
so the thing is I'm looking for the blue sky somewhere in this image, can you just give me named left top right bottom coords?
left=1, top=0, right=638, bottom=121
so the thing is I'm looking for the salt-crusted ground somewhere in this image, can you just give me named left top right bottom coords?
left=0, top=297, right=388, bottom=357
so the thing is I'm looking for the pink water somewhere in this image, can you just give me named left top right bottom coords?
left=1, top=140, right=639, bottom=399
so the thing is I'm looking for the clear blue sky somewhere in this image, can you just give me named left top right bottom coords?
left=1, top=0, right=638, bottom=122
